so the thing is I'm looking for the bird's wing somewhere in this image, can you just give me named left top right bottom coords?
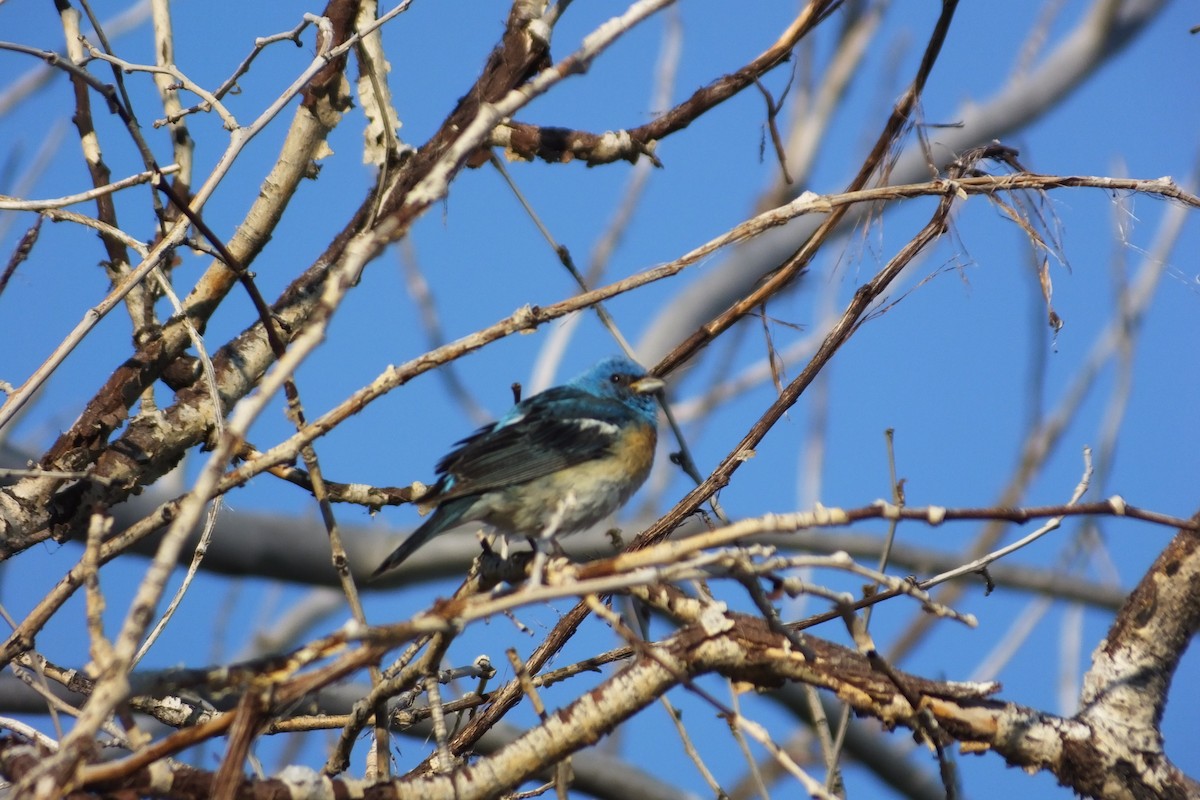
left=430, top=387, right=634, bottom=502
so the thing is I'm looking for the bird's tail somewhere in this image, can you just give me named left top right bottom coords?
left=369, top=499, right=470, bottom=580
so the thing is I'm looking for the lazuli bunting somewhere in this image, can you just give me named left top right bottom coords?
left=371, top=355, right=664, bottom=577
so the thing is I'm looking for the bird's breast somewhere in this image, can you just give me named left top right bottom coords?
left=608, top=421, right=656, bottom=484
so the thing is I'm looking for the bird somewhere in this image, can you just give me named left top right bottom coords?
left=371, top=355, right=664, bottom=578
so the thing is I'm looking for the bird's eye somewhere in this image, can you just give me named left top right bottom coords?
left=610, top=373, right=624, bottom=385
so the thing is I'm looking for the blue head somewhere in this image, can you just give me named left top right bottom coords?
left=569, top=355, right=663, bottom=424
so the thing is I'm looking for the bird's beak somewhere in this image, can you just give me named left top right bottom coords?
left=631, top=375, right=665, bottom=395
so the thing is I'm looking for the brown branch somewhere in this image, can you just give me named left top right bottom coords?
left=636, top=177, right=957, bottom=554
left=4, top=612, right=1001, bottom=800
left=0, top=216, right=42, bottom=300
left=1063, top=512, right=1200, bottom=798
left=0, top=0, right=582, bottom=563
left=655, top=0, right=960, bottom=380
left=8, top=512, right=1194, bottom=797
left=0, top=0, right=359, bottom=557
left=491, top=0, right=843, bottom=166
left=0, top=0, right=355, bottom=501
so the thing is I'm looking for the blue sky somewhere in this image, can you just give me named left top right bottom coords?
left=1, top=2, right=1198, bottom=797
